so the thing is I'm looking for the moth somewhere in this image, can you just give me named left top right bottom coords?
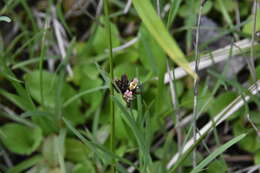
left=114, top=74, right=139, bottom=107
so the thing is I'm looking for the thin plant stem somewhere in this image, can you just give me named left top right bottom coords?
left=104, top=0, right=115, bottom=172
left=192, top=0, right=204, bottom=168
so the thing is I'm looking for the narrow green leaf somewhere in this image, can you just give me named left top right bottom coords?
left=166, top=0, right=182, bottom=28
left=63, top=118, right=136, bottom=169
left=6, top=155, right=43, bottom=173
left=191, top=133, right=246, bottom=173
left=0, top=89, right=35, bottom=111
left=63, top=85, right=108, bottom=107
left=132, top=0, right=197, bottom=79
left=216, top=0, right=234, bottom=28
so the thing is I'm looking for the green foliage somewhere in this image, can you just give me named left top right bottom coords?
left=243, top=9, right=260, bottom=35
left=0, top=123, right=42, bottom=155
left=179, top=0, right=213, bottom=17
left=0, top=0, right=259, bottom=172
left=191, top=133, right=246, bottom=173
left=24, top=70, right=84, bottom=125
left=207, top=159, right=227, bottom=173
left=132, top=0, right=197, bottom=79
left=233, top=118, right=260, bottom=153
left=65, top=138, right=91, bottom=163
left=255, top=149, right=260, bottom=165
left=181, top=84, right=211, bottom=113
left=92, top=18, right=120, bottom=54
left=209, top=92, right=242, bottom=120
left=214, top=0, right=236, bottom=13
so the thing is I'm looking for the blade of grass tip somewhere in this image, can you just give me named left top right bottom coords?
left=190, top=133, right=246, bottom=173
left=132, top=0, right=198, bottom=79
left=104, top=0, right=116, bottom=171
left=166, top=0, right=182, bottom=29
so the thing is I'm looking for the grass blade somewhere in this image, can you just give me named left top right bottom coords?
left=132, top=0, right=198, bottom=79
left=62, top=85, right=108, bottom=107
left=190, top=133, right=246, bottom=173
left=6, top=155, right=43, bottom=173
left=166, top=0, right=182, bottom=29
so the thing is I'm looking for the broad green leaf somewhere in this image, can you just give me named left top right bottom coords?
left=191, top=133, right=246, bottom=173
left=113, top=47, right=139, bottom=65
left=73, top=64, right=100, bottom=85
left=24, top=70, right=84, bottom=125
left=255, top=149, right=260, bottom=164
left=72, top=162, right=95, bottom=173
left=115, top=105, right=132, bottom=141
left=132, top=0, right=197, bottom=79
left=29, top=111, right=59, bottom=135
left=24, top=70, right=64, bottom=107
left=80, top=76, right=103, bottom=116
left=248, top=112, right=260, bottom=126
left=0, top=123, right=42, bottom=155
left=114, top=63, right=146, bottom=80
left=233, top=120, right=260, bottom=152
left=92, top=17, right=120, bottom=54
left=207, top=159, right=227, bottom=173
left=65, top=138, right=91, bottom=163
